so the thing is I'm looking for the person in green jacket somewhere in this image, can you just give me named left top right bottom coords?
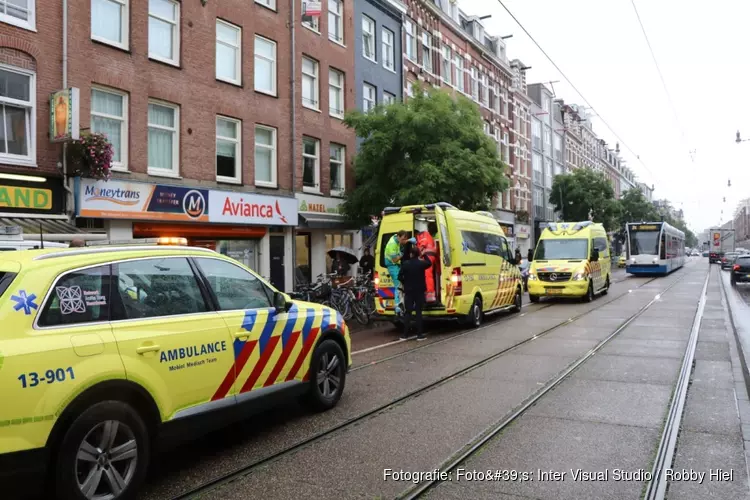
left=385, top=230, right=416, bottom=314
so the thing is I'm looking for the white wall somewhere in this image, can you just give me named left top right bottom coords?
left=106, top=220, right=133, bottom=239
left=310, top=231, right=328, bottom=280
left=259, top=231, right=270, bottom=280
left=284, top=227, right=294, bottom=292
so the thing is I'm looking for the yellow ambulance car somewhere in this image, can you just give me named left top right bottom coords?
left=0, top=244, right=350, bottom=499
left=527, top=221, right=612, bottom=302
left=373, top=202, right=523, bottom=327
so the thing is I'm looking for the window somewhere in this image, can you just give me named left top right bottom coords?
left=543, top=96, right=550, bottom=112
left=383, top=91, right=396, bottom=105
left=92, top=0, right=128, bottom=49
left=302, top=0, right=319, bottom=31
left=405, top=20, right=416, bottom=61
left=454, top=55, right=464, bottom=93
left=554, top=133, right=562, bottom=162
left=301, top=56, right=319, bottom=109
left=421, top=32, right=432, bottom=72
left=216, top=116, right=240, bottom=183
left=328, top=0, right=343, bottom=43
left=481, top=73, right=489, bottom=107
left=148, top=0, right=179, bottom=65
left=328, top=68, right=344, bottom=118
left=544, top=125, right=551, bottom=155
left=302, top=136, right=320, bottom=191
left=544, top=157, right=552, bottom=187
left=147, top=100, right=179, bottom=175
left=195, top=258, right=272, bottom=310
left=363, top=83, right=376, bottom=112
left=362, top=16, right=375, bottom=61
left=254, top=125, right=277, bottom=187
left=330, top=143, right=344, bottom=194
left=406, top=80, right=415, bottom=98
left=115, top=258, right=208, bottom=320
left=2, top=0, right=34, bottom=29
left=501, top=132, right=509, bottom=163
left=441, top=46, right=451, bottom=85
left=38, top=265, right=111, bottom=327
left=531, top=119, right=541, bottom=150
left=470, top=67, right=478, bottom=101
left=91, top=87, right=127, bottom=171
left=382, top=27, right=395, bottom=71
left=252, top=36, right=277, bottom=97
left=532, top=152, right=542, bottom=185
left=216, top=20, right=241, bottom=85
left=255, top=0, right=275, bottom=10
left=0, top=66, right=34, bottom=166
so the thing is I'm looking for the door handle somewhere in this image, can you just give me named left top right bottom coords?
left=136, top=344, right=161, bottom=354
left=233, top=332, right=250, bottom=339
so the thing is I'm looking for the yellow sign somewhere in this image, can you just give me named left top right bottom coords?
left=0, top=185, right=52, bottom=210
left=633, top=224, right=658, bottom=230
left=49, top=88, right=80, bottom=142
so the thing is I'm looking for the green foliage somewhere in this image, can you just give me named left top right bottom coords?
left=548, top=168, right=621, bottom=231
left=618, top=188, right=659, bottom=226
left=341, top=86, right=509, bottom=225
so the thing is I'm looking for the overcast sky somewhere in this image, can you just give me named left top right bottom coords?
left=459, top=0, right=750, bottom=234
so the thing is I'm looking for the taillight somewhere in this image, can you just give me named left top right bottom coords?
left=734, top=265, right=740, bottom=271
left=373, top=271, right=379, bottom=289
left=451, top=267, right=463, bottom=295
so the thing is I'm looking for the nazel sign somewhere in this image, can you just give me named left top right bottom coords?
left=209, top=191, right=298, bottom=226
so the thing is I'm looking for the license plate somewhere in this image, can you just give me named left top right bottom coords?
left=546, top=289, right=562, bottom=295
left=384, top=300, right=393, bottom=307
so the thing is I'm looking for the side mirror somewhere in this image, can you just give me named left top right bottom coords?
left=273, top=291, right=292, bottom=312
left=591, top=249, right=600, bottom=262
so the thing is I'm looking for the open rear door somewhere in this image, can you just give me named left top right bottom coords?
left=434, top=206, right=452, bottom=309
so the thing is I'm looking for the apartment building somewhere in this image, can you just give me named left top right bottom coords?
left=1, top=0, right=358, bottom=292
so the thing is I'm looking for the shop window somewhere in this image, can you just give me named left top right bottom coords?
left=216, top=239, right=259, bottom=272
left=216, top=115, right=241, bottom=183
left=326, top=233, right=353, bottom=272
left=195, top=258, right=272, bottom=310
left=295, top=233, right=311, bottom=284
left=38, top=265, right=112, bottom=327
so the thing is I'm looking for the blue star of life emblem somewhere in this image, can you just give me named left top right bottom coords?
left=462, top=240, right=469, bottom=254
left=11, top=290, right=38, bottom=315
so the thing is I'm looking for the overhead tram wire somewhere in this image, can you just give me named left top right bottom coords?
left=630, top=0, right=695, bottom=163
left=495, top=0, right=660, bottom=184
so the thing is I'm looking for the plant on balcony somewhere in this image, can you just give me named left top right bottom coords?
left=66, top=132, right=114, bottom=181
left=515, top=210, right=529, bottom=223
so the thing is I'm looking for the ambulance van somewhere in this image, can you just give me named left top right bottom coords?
left=373, top=202, right=523, bottom=327
left=527, top=221, right=611, bottom=302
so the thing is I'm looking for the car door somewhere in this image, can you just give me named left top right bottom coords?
left=192, top=257, right=309, bottom=402
left=496, top=236, right=517, bottom=307
left=110, top=257, right=235, bottom=421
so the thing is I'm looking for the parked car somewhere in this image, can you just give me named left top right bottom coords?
left=618, top=254, right=626, bottom=267
left=731, top=255, right=750, bottom=286
left=721, top=251, right=740, bottom=270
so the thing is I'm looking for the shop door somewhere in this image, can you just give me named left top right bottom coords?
left=270, top=235, right=285, bottom=292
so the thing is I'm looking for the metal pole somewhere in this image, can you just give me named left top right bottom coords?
left=289, top=0, right=297, bottom=289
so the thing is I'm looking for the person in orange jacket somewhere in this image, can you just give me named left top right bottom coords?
left=414, top=219, right=438, bottom=303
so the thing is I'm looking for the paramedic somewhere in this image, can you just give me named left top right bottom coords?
left=385, top=230, right=415, bottom=314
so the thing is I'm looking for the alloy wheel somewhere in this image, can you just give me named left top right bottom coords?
left=316, top=351, right=342, bottom=399
left=75, top=420, right=138, bottom=500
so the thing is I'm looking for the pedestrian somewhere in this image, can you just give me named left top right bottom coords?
left=527, top=247, right=534, bottom=262
left=399, top=246, right=432, bottom=340
left=514, top=248, right=522, bottom=265
left=69, top=238, right=85, bottom=248
left=331, top=252, right=350, bottom=276
left=384, top=230, right=415, bottom=314
left=359, top=247, right=375, bottom=278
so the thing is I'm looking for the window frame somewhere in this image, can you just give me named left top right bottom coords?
left=302, top=136, right=320, bottom=193
left=329, top=143, right=345, bottom=196
left=404, top=19, right=416, bottom=61
left=382, top=91, right=396, bottom=105
left=215, top=19, right=242, bottom=86
left=0, top=0, right=35, bottom=30
left=253, top=35, right=277, bottom=96
left=421, top=31, right=432, bottom=73
left=0, top=63, right=36, bottom=167
left=194, top=257, right=274, bottom=312
left=381, top=27, right=395, bottom=71
left=441, top=45, right=452, bottom=85
left=254, top=124, right=278, bottom=188
left=91, top=0, right=129, bottom=50
left=91, top=86, right=128, bottom=172
left=302, top=0, right=320, bottom=32
left=148, top=0, right=180, bottom=66
left=215, top=115, right=241, bottom=184
left=362, top=82, right=376, bottom=112
left=362, top=15, right=376, bottom=62
left=328, top=0, right=343, bottom=44
left=301, top=55, right=319, bottom=110
left=453, top=54, right=464, bottom=93
left=328, top=68, right=344, bottom=118
left=255, top=0, right=276, bottom=11
left=147, top=99, right=180, bottom=177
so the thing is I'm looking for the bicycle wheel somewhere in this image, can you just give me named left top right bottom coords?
left=352, top=301, right=369, bottom=325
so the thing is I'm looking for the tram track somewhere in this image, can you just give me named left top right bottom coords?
left=168, top=272, right=661, bottom=500
left=395, top=265, right=701, bottom=499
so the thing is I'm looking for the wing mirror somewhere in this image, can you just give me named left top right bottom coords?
left=591, top=248, right=600, bottom=262
left=273, top=291, right=293, bottom=313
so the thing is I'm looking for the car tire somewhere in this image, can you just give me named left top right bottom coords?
left=529, top=294, right=539, bottom=303
left=583, top=281, right=594, bottom=303
left=731, top=276, right=737, bottom=286
left=466, top=296, right=483, bottom=328
left=55, top=401, right=149, bottom=500
left=512, top=287, right=522, bottom=312
left=303, top=339, right=346, bottom=412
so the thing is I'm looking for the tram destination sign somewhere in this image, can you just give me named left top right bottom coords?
left=630, top=224, right=659, bottom=231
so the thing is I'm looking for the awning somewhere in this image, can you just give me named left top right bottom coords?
left=298, top=213, right=356, bottom=230
left=0, top=217, right=106, bottom=241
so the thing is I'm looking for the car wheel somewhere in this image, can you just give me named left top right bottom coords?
left=512, top=287, right=522, bottom=312
left=55, top=401, right=149, bottom=500
left=529, top=294, right=539, bottom=303
left=303, top=339, right=346, bottom=412
left=583, top=281, right=594, bottom=303
left=731, top=276, right=737, bottom=286
left=464, top=296, right=483, bottom=328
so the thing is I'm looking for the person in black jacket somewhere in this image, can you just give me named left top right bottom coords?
left=359, top=247, right=375, bottom=278
left=399, top=245, right=432, bottom=340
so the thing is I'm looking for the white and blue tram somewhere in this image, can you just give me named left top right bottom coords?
left=625, top=221, right=685, bottom=275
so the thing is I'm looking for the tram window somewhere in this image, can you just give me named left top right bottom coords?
left=629, top=229, right=660, bottom=256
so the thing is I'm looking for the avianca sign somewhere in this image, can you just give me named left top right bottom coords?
left=209, top=191, right=297, bottom=226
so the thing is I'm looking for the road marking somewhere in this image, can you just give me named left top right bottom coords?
left=352, top=339, right=406, bottom=355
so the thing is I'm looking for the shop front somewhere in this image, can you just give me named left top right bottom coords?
left=295, top=193, right=362, bottom=285
left=516, top=224, right=532, bottom=256
left=0, top=174, right=97, bottom=242
left=75, top=178, right=298, bottom=291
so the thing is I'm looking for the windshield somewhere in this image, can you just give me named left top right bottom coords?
left=535, top=239, right=588, bottom=260
left=629, top=230, right=660, bottom=256
left=736, top=257, right=750, bottom=265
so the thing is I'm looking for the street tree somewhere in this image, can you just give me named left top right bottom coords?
left=618, top=188, right=659, bottom=226
left=548, top=168, right=621, bottom=231
left=341, top=86, right=508, bottom=225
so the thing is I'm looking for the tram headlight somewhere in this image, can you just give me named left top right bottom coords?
left=652, top=258, right=658, bottom=264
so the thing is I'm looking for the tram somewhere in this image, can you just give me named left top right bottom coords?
left=625, top=221, right=685, bottom=275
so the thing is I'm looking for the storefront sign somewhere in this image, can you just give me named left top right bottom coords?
left=0, top=178, right=65, bottom=215
left=49, top=88, right=80, bottom=142
left=516, top=224, right=530, bottom=239
left=296, top=193, right=344, bottom=215
left=76, top=178, right=297, bottom=226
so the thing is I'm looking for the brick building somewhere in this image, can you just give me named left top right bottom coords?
left=0, top=0, right=358, bottom=292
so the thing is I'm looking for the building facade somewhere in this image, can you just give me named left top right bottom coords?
left=2, top=0, right=359, bottom=292
left=527, top=83, right=560, bottom=240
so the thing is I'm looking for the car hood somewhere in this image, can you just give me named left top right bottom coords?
left=530, top=260, right=587, bottom=274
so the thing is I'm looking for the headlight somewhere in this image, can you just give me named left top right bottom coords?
left=572, top=271, right=587, bottom=281
left=631, top=258, right=636, bottom=263
left=652, top=258, right=658, bottom=264
left=528, top=273, right=537, bottom=281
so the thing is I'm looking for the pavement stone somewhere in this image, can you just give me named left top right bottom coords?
left=695, top=340, right=732, bottom=362
left=682, top=386, right=741, bottom=437
left=598, top=338, right=687, bottom=359
left=616, top=325, right=690, bottom=342
left=462, top=353, right=577, bottom=383
left=426, top=483, right=542, bottom=500
left=691, top=360, right=735, bottom=390
left=513, top=338, right=599, bottom=358
left=699, top=328, right=730, bottom=342
left=543, top=325, right=617, bottom=341
left=419, top=335, right=529, bottom=357
left=571, top=354, right=680, bottom=386
left=526, top=378, right=672, bottom=429
left=668, top=431, right=749, bottom=500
